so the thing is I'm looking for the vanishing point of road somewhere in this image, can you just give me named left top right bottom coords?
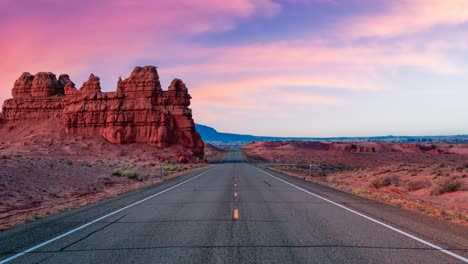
left=1, top=149, right=467, bottom=263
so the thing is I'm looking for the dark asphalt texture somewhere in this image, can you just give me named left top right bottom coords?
left=0, top=149, right=467, bottom=263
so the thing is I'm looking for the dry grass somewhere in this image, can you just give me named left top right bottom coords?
left=406, top=179, right=429, bottom=191
left=431, top=177, right=462, bottom=195
left=370, top=175, right=399, bottom=189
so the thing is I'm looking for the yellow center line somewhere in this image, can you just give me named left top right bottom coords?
left=233, top=209, right=239, bottom=220
left=234, top=192, right=238, bottom=198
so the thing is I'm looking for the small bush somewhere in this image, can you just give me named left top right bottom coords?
left=370, top=175, right=399, bottom=189
left=65, top=160, right=73, bottom=165
left=464, top=163, right=468, bottom=169
left=406, top=179, right=428, bottom=191
left=112, top=168, right=122, bottom=176
left=165, top=165, right=178, bottom=171
left=123, top=170, right=139, bottom=179
left=431, top=177, right=461, bottom=195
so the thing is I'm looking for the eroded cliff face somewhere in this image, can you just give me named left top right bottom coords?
left=1, top=66, right=204, bottom=157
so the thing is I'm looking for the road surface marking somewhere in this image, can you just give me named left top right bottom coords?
left=234, top=183, right=238, bottom=187
left=233, top=209, right=239, bottom=220
left=254, top=166, right=468, bottom=263
left=234, top=192, right=238, bottom=198
left=0, top=166, right=219, bottom=264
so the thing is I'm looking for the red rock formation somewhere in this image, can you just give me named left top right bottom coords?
left=31, top=72, right=63, bottom=97
left=80, top=74, right=101, bottom=94
left=12, top=72, right=34, bottom=97
left=58, top=74, right=75, bottom=89
left=117, top=66, right=162, bottom=97
left=1, top=66, right=204, bottom=158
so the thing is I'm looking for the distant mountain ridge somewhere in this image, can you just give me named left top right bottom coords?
left=195, top=124, right=468, bottom=146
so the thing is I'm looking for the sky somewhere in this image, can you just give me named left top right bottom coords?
left=1, top=0, right=468, bottom=137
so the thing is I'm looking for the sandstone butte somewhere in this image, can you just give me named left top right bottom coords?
left=0, top=66, right=204, bottom=158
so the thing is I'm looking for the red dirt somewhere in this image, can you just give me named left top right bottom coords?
left=242, top=141, right=468, bottom=225
left=0, top=120, right=213, bottom=230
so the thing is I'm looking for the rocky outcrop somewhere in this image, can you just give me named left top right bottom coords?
left=31, top=72, right=63, bottom=97
left=58, top=74, right=75, bottom=90
left=1, top=66, right=204, bottom=158
left=12, top=72, right=34, bottom=97
left=117, top=66, right=162, bottom=97
left=79, top=74, right=101, bottom=95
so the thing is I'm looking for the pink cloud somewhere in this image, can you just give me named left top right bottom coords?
left=0, top=0, right=281, bottom=106
left=343, top=0, right=468, bottom=38
left=1, top=0, right=466, bottom=130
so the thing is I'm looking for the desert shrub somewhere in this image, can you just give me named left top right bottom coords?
left=112, top=168, right=122, bottom=176
left=431, top=177, right=461, bottom=195
left=370, top=175, right=399, bottom=189
left=65, top=159, right=73, bottom=165
left=165, top=165, right=178, bottom=172
left=123, top=170, right=139, bottom=179
left=464, top=163, right=468, bottom=169
left=406, top=179, right=428, bottom=191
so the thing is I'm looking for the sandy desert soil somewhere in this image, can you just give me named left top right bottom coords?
left=242, top=141, right=468, bottom=225
left=0, top=120, right=223, bottom=230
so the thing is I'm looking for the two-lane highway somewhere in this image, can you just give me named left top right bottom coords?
left=1, top=149, right=467, bottom=263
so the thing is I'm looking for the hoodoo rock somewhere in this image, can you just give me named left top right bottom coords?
left=117, top=66, right=162, bottom=96
left=1, top=66, right=204, bottom=158
left=80, top=74, right=101, bottom=94
left=58, top=74, right=75, bottom=90
left=31, top=72, right=63, bottom=97
left=12, top=72, right=34, bottom=97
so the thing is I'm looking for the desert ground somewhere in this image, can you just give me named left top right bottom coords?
left=242, top=141, right=468, bottom=225
left=0, top=121, right=226, bottom=230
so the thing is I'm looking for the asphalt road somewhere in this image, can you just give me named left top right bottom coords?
left=0, top=149, right=467, bottom=263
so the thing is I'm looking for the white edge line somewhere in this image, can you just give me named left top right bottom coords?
left=0, top=166, right=218, bottom=264
left=254, top=166, right=468, bottom=263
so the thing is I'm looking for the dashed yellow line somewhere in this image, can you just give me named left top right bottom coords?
left=234, top=192, right=238, bottom=198
left=233, top=209, right=239, bottom=220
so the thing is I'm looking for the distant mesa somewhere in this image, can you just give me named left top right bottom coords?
left=1, top=66, right=204, bottom=157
